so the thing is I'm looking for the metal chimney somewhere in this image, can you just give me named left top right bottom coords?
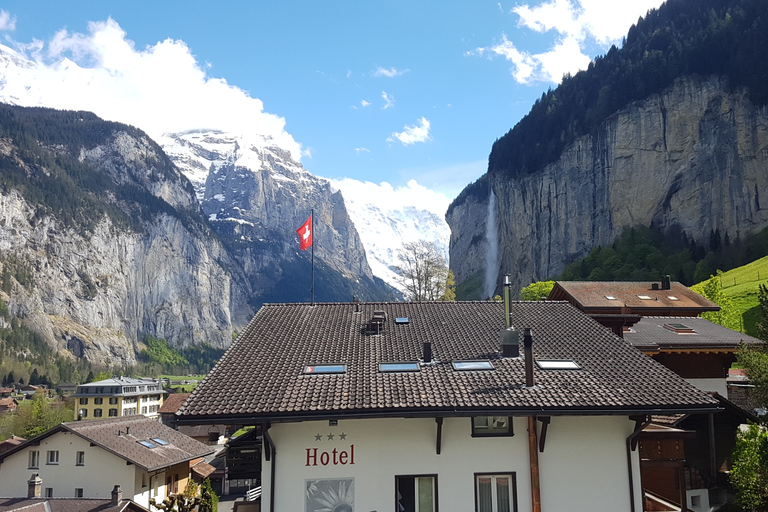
left=501, top=275, right=520, bottom=357
left=523, top=328, right=534, bottom=387
left=423, top=342, right=432, bottom=363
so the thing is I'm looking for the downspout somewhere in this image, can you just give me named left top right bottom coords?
left=263, top=423, right=277, bottom=512
left=523, top=328, right=541, bottom=512
left=626, top=415, right=651, bottom=512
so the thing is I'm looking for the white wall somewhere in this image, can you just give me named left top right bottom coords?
left=262, top=415, right=641, bottom=512
left=686, top=378, right=728, bottom=398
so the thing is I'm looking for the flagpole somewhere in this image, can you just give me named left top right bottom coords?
left=311, top=208, right=315, bottom=306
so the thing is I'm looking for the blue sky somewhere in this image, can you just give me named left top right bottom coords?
left=0, top=1, right=662, bottom=202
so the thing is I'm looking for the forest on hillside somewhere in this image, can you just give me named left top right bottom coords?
left=450, top=0, right=768, bottom=213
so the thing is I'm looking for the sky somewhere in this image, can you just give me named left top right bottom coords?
left=0, top=0, right=663, bottom=210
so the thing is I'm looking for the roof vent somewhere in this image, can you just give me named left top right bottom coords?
left=368, top=310, right=387, bottom=335
left=661, top=275, right=671, bottom=290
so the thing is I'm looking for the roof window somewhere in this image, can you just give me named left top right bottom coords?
left=138, top=440, right=156, bottom=449
left=637, top=295, right=652, bottom=300
left=379, top=362, right=420, bottom=372
left=452, top=361, right=494, bottom=371
left=395, top=317, right=409, bottom=324
left=663, top=323, right=696, bottom=334
left=304, top=364, right=346, bottom=374
left=536, top=359, right=580, bottom=370
left=604, top=295, right=617, bottom=300
left=151, top=438, right=169, bottom=446
left=667, top=296, right=679, bottom=301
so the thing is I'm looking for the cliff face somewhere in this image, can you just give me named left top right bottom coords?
left=161, top=130, right=391, bottom=304
left=0, top=107, right=252, bottom=366
left=447, top=76, right=768, bottom=296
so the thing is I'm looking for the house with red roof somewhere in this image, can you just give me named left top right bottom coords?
left=177, top=296, right=718, bottom=512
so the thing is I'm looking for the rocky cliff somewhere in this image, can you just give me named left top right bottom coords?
left=159, top=130, right=393, bottom=304
left=447, top=76, right=768, bottom=296
left=0, top=106, right=252, bottom=366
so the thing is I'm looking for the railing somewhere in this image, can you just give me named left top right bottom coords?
left=245, top=486, right=262, bottom=501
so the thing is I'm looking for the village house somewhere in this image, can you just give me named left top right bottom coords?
left=0, top=397, right=18, bottom=414
left=177, top=294, right=719, bottom=512
left=73, top=377, right=165, bottom=420
left=0, top=415, right=213, bottom=509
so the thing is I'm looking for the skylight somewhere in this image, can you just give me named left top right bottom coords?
left=536, top=360, right=581, bottom=370
left=604, top=295, right=617, bottom=300
left=667, top=296, right=679, bottom=301
left=379, top=362, right=420, bottom=372
left=138, top=440, right=156, bottom=449
left=663, top=323, right=696, bottom=334
left=452, top=361, right=494, bottom=371
left=304, top=364, right=346, bottom=374
left=637, top=295, right=652, bottom=300
left=395, top=317, right=410, bottom=324
left=151, top=438, right=169, bottom=446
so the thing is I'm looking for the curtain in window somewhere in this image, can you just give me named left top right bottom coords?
left=477, top=477, right=492, bottom=512
left=496, top=477, right=511, bottom=512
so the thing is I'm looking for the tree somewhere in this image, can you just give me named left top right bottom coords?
left=690, top=274, right=739, bottom=330
left=756, top=284, right=768, bottom=342
left=394, top=241, right=453, bottom=301
left=730, top=422, right=768, bottom=511
left=520, top=281, right=555, bottom=301
left=738, top=343, right=768, bottom=407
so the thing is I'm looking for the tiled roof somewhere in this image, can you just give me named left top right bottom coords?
left=191, top=460, right=216, bottom=479
left=625, top=316, right=764, bottom=351
left=179, top=301, right=719, bottom=422
left=158, top=393, right=190, bottom=414
left=549, top=281, right=719, bottom=313
left=0, top=416, right=213, bottom=472
left=0, top=498, right=148, bottom=512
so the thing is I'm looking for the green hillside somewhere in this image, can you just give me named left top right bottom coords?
left=702, top=256, right=768, bottom=337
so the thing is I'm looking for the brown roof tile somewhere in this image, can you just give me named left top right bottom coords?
left=158, top=393, right=190, bottom=414
left=179, top=301, right=718, bottom=422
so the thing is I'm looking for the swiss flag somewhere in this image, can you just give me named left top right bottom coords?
left=296, top=215, right=312, bottom=250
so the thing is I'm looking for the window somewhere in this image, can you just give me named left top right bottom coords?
left=109, top=408, right=118, bottom=417
left=79, top=397, right=88, bottom=405
left=472, top=417, right=513, bottom=437
left=124, top=407, right=137, bottom=415
left=139, top=440, right=157, bottom=449
left=76, top=451, right=85, bottom=466
left=45, top=488, right=53, bottom=498
left=109, top=397, right=118, bottom=404
left=79, top=408, right=88, bottom=418
left=152, top=438, right=169, bottom=446
left=94, top=397, right=103, bottom=405
left=536, top=360, right=580, bottom=370
left=396, top=475, right=436, bottom=512
left=46, top=450, right=59, bottom=464
left=142, top=406, right=148, bottom=414
left=94, top=408, right=103, bottom=417
left=452, top=361, right=494, bottom=371
left=304, top=364, right=346, bottom=374
left=75, top=488, right=83, bottom=498
left=475, top=473, right=516, bottom=512
left=28, top=450, right=39, bottom=469
left=379, top=362, right=420, bottom=372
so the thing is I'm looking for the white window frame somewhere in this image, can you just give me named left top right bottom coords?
left=475, top=473, right=516, bottom=512
left=396, top=474, right=437, bottom=512
left=46, top=450, right=59, bottom=465
left=76, top=451, right=85, bottom=466
left=472, top=416, right=513, bottom=437
left=28, top=450, right=39, bottom=469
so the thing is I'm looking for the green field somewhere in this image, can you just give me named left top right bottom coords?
left=701, top=255, right=768, bottom=337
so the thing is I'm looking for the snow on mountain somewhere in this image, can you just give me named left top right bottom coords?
left=329, top=178, right=451, bottom=291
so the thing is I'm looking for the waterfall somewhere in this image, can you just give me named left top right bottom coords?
left=483, top=190, right=499, bottom=299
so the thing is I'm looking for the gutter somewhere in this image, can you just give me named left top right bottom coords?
left=626, top=415, right=652, bottom=512
left=262, top=423, right=277, bottom=512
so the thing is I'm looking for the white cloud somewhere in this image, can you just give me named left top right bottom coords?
left=372, top=66, right=409, bottom=78
left=361, top=99, right=371, bottom=107
left=476, top=0, right=664, bottom=84
left=355, top=147, right=370, bottom=155
left=0, top=18, right=303, bottom=161
left=388, top=117, right=431, bottom=146
left=330, top=178, right=450, bottom=221
left=0, top=10, right=16, bottom=31
left=381, top=91, right=395, bottom=109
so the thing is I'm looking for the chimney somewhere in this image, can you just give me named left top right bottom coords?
left=523, top=328, right=534, bottom=388
left=423, top=342, right=432, bottom=364
left=501, top=275, right=520, bottom=357
left=111, top=485, right=123, bottom=506
left=27, top=473, right=42, bottom=499
left=662, top=275, right=671, bottom=290
left=651, top=283, right=659, bottom=290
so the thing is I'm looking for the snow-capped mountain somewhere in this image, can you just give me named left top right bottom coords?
left=330, top=178, right=451, bottom=291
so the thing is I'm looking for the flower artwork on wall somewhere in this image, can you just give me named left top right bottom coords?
left=305, top=478, right=354, bottom=512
